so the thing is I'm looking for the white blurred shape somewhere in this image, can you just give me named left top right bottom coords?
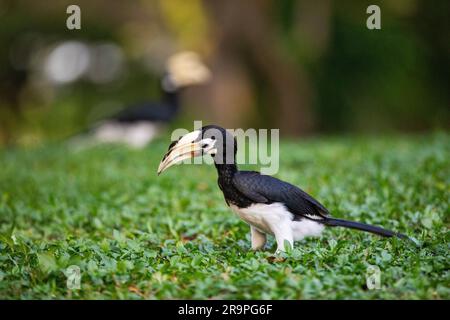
left=45, top=41, right=90, bottom=84
left=166, top=51, right=211, bottom=88
left=94, top=121, right=160, bottom=148
left=87, top=43, right=124, bottom=83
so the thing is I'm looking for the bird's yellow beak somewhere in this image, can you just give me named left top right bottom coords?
left=166, top=51, right=211, bottom=87
left=157, top=130, right=205, bottom=175
left=157, top=141, right=203, bottom=175
left=157, top=130, right=218, bottom=175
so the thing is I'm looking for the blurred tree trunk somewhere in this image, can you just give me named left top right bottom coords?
left=203, top=0, right=330, bottom=135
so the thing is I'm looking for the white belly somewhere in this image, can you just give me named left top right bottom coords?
left=229, top=202, right=324, bottom=241
left=94, top=121, right=160, bottom=148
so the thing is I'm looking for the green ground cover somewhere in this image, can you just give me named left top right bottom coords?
left=0, top=133, right=448, bottom=299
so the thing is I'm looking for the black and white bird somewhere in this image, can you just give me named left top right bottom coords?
left=157, top=125, right=410, bottom=253
left=72, top=51, right=211, bottom=148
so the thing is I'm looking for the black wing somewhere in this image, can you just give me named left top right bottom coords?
left=232, top=171, right=329, bottom=220
left=113, top=102, right=176, bottom=123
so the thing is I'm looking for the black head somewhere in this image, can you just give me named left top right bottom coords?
left=157, top=125, right=237, bottom=175
left=200, top=125, right=237, bottom=165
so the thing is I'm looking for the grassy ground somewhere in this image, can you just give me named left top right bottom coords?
left=0, top=132, right=448, bottom=299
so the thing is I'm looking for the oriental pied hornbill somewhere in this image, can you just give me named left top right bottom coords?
left=157, top=125, right=410, bottom=253
left=71, top=52, right=210, bottom=148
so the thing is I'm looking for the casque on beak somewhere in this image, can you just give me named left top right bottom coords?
left=157, top=130, right=216, bottom=175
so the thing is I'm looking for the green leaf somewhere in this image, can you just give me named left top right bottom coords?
left=37, top=252, right=58, bottom=273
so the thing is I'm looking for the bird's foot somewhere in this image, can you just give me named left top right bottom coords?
left=274, top=239, right=293, bottom=255
left=251, top=245, right=265, bottom=251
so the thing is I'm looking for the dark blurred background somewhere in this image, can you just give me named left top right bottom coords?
left=0, top=0, right=449, bottom=146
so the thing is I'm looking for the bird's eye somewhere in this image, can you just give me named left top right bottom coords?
left=211, top=136, right=216, bottom=140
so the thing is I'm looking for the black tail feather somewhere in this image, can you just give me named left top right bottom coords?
left=322, top=217, right=409, bottom=240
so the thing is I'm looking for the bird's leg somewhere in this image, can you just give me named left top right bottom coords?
left=250, top=226, right=267, bottom=250
left=272, top=222, right=294, bottom=254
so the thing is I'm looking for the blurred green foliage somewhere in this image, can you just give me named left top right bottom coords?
left=0, top=0, right=449, bottom=145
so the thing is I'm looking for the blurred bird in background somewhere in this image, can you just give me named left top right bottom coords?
left=69, top=51, right=211, bottom=148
